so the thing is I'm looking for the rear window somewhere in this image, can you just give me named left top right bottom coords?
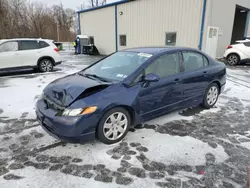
left=19, top=40, right=38, bottom=50
left=243, top=42, right=250, bottom=47
left=39, top=41, right=50, bottom=48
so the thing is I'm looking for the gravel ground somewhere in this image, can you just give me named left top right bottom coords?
left=0, top=52, right=250, bottom=188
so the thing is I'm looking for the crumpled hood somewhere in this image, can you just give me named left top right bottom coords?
left=43, top=73, right=111, bottom=107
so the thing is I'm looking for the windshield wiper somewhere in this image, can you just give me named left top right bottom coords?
left=82, top=73, right=110, bottom=82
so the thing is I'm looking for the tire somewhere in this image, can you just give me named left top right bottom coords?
left=38, top=59, right=54, bottom=72
left=202, top=83, right=219, bottom=109
left=227, top=54, right=240, bottom=66
left=97, top=107, right=131, bottom=145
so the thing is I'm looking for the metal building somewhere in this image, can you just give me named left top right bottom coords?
left=77, top=0, right=250, bottom=58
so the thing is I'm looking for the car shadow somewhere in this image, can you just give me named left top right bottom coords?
left=0, top=68, right=61, bottom=78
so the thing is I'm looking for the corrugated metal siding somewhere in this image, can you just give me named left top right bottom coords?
left=80, top=7, right=115, bottom=55
left=203, top=0, right=250, bottom=57
left=117, top=0, right=203, bottom=50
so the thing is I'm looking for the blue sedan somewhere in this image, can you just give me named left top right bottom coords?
left=36, top=47, right=226, bottom=144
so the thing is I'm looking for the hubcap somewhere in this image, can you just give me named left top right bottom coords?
left=41, top=60, right=53, bottom=72
left=228, top=55, right=238, bottom=65
left=103, top=112, right=128, bottom=140
left=207, top=86, right=218, bottom=106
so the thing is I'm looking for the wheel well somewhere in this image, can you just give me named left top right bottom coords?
left=118, top=105, right=136, bottom=126
left=37, top=56, right=55, bottom=66
left=95, top=105, right=136, bottom=139
left=211, top=81, right=221, bottom=94
left=227, top=53, right=240, bottom=60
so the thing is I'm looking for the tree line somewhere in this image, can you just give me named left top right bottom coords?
left=0, top=0, right=77, bottom=42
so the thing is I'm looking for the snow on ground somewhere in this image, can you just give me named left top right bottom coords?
left=0, top=54, right=250, bottom=188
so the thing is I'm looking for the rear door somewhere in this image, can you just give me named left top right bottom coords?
left=18, top=40, right=39, bottom=66
left=242, top=42, right=250, bottom=57
left=0, top=41, right=19, bottom=69
left=180, top=51, right=212, bottom=105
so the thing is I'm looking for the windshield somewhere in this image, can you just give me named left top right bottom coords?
left=81, top=51, right=152, bottom=82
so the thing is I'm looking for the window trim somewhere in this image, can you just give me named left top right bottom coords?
left=38, top=41, right=50, bottom=49
left=18, top=40, right=38, bottom=51
left=181, top=50, right=210, bottom=72
left=119, top=34, right=127, bottom=46
left=0, top=40, right=19, bottom=53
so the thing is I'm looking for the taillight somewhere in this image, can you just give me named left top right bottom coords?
left=227, top=45, right=232, bottom=49
left=54, top=48, right=59, bottom=52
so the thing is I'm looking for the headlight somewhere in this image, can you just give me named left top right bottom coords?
left=38, top=92, right=44, bottom=101
left=62, top=108, right=83, bottom=116
left=61, top=106, right=97, bottom=116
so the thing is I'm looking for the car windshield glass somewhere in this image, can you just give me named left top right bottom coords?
left=80, top=51, right=152, bottom=82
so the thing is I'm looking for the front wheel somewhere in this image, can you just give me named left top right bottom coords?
left=202, top=83, right=219, bottom=109
left=97, top=108, right=131, bottom=145
left=38, top=59, right=54, bottom=72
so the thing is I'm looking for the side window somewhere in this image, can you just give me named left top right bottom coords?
left=0, top=41, right=18, bottom=52
left=145, top=53, right=180, bottom=78
left=183, top=51, right=209, bottom=72
left=165, top=32, right=177, bottom=46
left=39, top=41, right=49, bottom=48
left=19, top=41, right=38, bottom=51
left=119, top=35, right=127, bottom=46
left=243, top=42, right=250, bottom=47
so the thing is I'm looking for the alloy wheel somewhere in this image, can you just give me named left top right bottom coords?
left=228, top=55, right=238, bottom=65
left=207, top=86, right=218, bottom=106
left=103, top=112, right=128, bottom=141
left=40, top=60, right=53, bottom=72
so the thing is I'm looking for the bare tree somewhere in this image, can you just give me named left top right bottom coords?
left=0, top=0, right=76, bottom=41
left=88, top=0, right=106, bottom=8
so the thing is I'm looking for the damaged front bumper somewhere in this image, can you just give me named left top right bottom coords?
left=36, top=99, right=99, bottom=143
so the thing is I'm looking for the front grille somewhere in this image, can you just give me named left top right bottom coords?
left=44, top=96, right=65, bottom=112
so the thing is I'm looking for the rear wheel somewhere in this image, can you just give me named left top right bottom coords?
left=38, top=59, right=54, bottom=72
left=97, top=107, right=131, bottom=144
left=202, top=83, right=219, bottom=109
left=227, top=54, right=240, bottom=66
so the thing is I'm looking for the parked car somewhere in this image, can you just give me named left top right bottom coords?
left=0, top=38, right=62, bottom=72
left=223, top=39, right=250, bottom=65
left=36, top=47, right=226, bottom=144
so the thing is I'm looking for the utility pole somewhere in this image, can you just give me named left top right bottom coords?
left=57, top=21, right=60, bottom=42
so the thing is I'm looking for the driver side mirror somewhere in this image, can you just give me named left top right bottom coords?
left=143, top=73, right=160, bottom=82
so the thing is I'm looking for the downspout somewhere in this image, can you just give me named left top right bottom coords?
left=199, top=0, right=207, bottom=50
left=77, top=12, right=81, bottom=54
left=115, top=5, right=118, bottom=52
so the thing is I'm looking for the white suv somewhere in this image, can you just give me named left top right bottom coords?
left=223, top=39, right=250, bottom=65
left=0, top=38, right=62, bottom=72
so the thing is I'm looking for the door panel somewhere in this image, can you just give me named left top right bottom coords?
left=18, top=40, right=39, bottom=66
left=139, top=74, right=183, bottom=120
left=0, top=41, right=20, bottom=68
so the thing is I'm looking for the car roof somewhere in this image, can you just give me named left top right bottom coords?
left=235, top=39, right=250, bottom=43
left=0, top=38, right=53, bottom=42
left=122, top=46, right=199, bottom=55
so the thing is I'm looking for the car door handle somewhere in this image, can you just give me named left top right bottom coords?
left=173, top=78, right=180, bottom=84
left=203, top=71, right=208, bottom=74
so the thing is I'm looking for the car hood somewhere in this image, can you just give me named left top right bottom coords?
left=43, top=73, right=111, bottom=107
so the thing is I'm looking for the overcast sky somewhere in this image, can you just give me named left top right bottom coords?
left=30, top=0, right=119, bottom=10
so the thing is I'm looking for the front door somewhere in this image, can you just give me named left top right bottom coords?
left=136, top=52, right=183, bottom=121
left=0, top=41, right=19, bottom=69
left=181, top=51, right=212, bottom=106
